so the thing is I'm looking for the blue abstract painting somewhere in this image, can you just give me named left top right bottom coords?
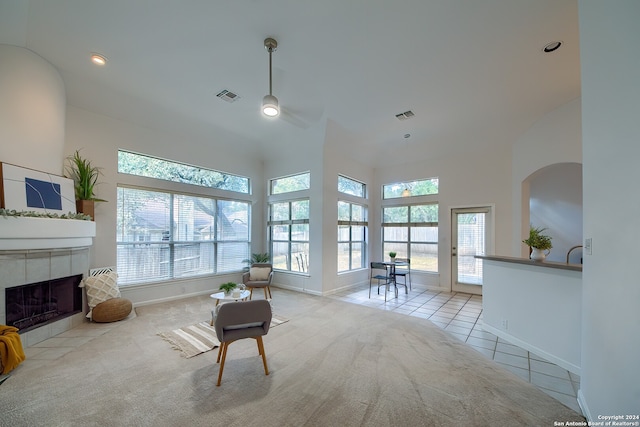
left=25, top=177, right=63, bottom=210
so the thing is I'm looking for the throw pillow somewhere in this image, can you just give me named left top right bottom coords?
left=249, top=267, right=270, bottom=281
left=80, top=271, right=121, bottom=319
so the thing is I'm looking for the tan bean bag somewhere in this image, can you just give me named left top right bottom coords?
left=92, top=298, right=132, bottom=323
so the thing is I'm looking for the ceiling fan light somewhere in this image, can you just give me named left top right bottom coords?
left=262, top=94, right=279, bottom=117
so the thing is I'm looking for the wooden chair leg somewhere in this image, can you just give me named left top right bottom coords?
left=267, top=286, right=272, bottom=299
left=216, top=342, right=224, bottom=363
left=216, top=342, right=229, bottom=386
left=249, top=288, right=254, bottom=300
left=256, top=336, right=269, bottom=375
left=263, top=287, right=269, bottom=299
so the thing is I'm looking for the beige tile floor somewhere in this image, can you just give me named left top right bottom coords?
left=327, top=282, right=582, bottom=414
left=11, top=283, right=581, bottom=414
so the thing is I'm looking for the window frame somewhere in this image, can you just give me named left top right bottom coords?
left=381, top=202, right=439, bottom=273
left=116, top=185, right=251, bottom=286
left=382, top=177, right=439, bottom=199
left=338, top=200, right=368, bottom=273
left=268, top=198, right=310, bottom=274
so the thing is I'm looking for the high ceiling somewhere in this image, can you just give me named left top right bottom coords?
left=8, top=0, right=580, bottom=167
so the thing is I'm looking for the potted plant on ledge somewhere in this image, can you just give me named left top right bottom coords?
left=65, top=149, right=107, bottom=220
left=523, top=225, right=553, bottom=261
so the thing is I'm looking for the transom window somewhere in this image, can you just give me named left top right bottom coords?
left=116, top=186, right=250, bottom=285
left=269, top=199, right=310, bottom=273
left=270, top=172, right=310, bottom=195
left=338, top=201, right=367, bottom=272
left=338, top=175, right=366, bottom=198
left=118, top=150, right=249, bottom=194
left=382, top=204, right=438, bottom=272
left=383, top=178, right=439, bottom=199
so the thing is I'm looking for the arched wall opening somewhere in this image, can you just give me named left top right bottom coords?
left=521, top=162, right=583, bottom=263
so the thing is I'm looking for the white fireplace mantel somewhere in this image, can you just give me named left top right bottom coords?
left=0, top=217, right=96, bottom=251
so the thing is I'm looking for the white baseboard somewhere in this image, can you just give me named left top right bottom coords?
left=577, top=389, right=591, bottom=421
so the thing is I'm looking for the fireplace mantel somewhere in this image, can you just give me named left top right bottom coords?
left=0, top=217, right=96, bottom=251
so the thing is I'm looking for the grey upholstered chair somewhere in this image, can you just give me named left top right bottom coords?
left=214, top=299, right=272, bottom=386
left=242, top=263, right=273, bottom=300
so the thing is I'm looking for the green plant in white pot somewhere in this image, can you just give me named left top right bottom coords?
left=523, top=225, right=553, bottom=261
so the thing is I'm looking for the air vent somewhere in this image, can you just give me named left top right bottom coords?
left=395, top=110, right=415, bottom=121
left=216, top=89, right=240, bottom=103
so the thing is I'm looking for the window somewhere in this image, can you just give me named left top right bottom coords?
left=338, top=175, right=366, bottom=198
left=383, top=178, right=439, bottom=199
left=118, top=150, right=249, bottom=194
left=269, top=200, right=309, bottom=273
left=270, top=172, right=310, bottom=194
left=338, top=201, right=367, bottom=272
left=116, top=186, right=250, bottom=285
left=382, top=204, right=438, bottom=272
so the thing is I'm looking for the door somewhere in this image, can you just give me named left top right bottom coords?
left=451, top=207, right=492, bottom=294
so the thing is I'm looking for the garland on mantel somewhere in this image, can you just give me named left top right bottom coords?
left=0, top=208, right=91, bottom=221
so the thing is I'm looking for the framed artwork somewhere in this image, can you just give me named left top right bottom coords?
left=0, top=162, right=76, bottom=214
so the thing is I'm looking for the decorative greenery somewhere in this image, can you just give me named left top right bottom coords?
left=219, top=282, right=237, bottom=294
left=65, top=149, right=107, bottom=201
left=242, top=252, right=270, bottom=270
left=389, top=251, right=397, bottom=258
left=0, top=208, right=91, bottom=221
left=523, top=225, right=553, bottom=250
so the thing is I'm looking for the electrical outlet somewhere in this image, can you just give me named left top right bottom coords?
left=500, top=319, right=508, bottom=329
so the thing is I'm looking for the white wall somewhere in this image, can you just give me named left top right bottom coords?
left=578, top=1, right=640, bottom=418
left=512, top=98, right=582, bottom=256
left=0, top=44, right=66, bottom=175
left=322, top=120, right=374, bottom=293
left=262, top=125, right=326, bottom=295
left=374, top=145, right=512, bottom=291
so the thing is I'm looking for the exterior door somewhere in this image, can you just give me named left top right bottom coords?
left=451, top=207, right=492, bottom=294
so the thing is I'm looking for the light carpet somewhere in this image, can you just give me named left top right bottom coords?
left=158, top=315, right=289, bottom=358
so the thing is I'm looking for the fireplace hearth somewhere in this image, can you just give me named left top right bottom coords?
left=5, top=275, right=83, bottom=334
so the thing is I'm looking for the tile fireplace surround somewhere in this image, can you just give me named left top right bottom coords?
left=0, top=217, right=95, bottom=347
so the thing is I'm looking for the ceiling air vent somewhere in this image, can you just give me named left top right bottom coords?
left=395, top=110, right=415, bottom=121
left=216, top=89, right=240, bottom=103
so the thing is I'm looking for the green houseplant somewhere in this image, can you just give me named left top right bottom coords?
left=65, top=149, right=106, bottom=219
left=242, top=252, right=270, bottom=270
left=219, top=282, right=237, bottom=294
left=389, top=251, right=397, bottom=261
left=523, top=225, right=553, bottom=261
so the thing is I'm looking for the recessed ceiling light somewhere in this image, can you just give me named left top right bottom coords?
left=90, top=53, right=107, bottom=66
left=542, top=41, right=562, bottom=53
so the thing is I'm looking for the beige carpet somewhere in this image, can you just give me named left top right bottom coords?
left=0, top=289, right=584, bottom=427
left=158, top=315, right=289, bottom=358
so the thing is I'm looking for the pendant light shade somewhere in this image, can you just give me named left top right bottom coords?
left=262, top=94, right=279, bottom=117
left=262, top=38, right=279, bottom=118
left=401, top=188, right=411, bottom=197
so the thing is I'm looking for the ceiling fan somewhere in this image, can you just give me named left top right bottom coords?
left=261, top=37, right=322, bottom=129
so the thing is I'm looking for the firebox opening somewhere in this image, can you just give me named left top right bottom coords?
left=5, top=274, right=83, bottom=334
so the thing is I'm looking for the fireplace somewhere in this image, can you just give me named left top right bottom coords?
left=5, top=275, right=83, bottom=334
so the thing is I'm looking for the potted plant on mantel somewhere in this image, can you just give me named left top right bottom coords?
left=65, top=150, right=107, bottom=220
left=523, top=225, right=553, bottom=261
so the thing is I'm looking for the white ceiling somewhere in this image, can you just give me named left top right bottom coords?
left=10, top=0, right=580, bottom=167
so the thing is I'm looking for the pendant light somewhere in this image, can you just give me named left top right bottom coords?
left=262, top=38, right=279, bottom=117
left=401, top=188, right=411, bottom=197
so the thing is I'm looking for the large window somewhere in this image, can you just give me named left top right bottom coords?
left=338, top=201, right=367, bottom=272
left=383, top=178, right=439, bottom=199
left=269, top=200, right=310, bottom=273
left=118, top=150, right=249, bottom=194
left=382, top=204, right=438, bottom=272
left=116, top=187, right=250, bottom=285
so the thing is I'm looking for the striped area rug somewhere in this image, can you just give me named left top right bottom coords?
left=158, top=315, right=288, bottom=358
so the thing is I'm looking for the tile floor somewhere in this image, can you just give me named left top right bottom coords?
left=328, top=282, right=583, bottom=414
